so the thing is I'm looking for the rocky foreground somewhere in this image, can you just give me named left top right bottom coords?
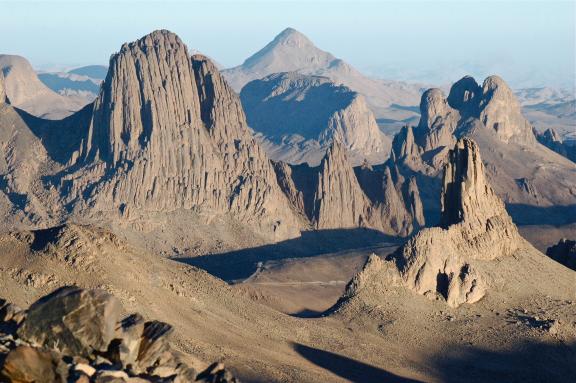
left=0, top=287, right=238, bottom=383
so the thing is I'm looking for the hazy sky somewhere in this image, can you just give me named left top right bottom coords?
left=1, top=0, right=574, bottom=89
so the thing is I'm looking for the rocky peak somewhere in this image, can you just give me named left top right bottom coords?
left=191, top=53, right=249, bottom=144
left=241, top=72, right=390, bottom=166
left=271, top=27, right=315, bottom=49
left=440, top=138, right=505, bottom=227
left=447, top=75, right=481, bottom=113
left=542, top=128, right=561, bottom=142
left=389, top=138, right=522, bottom=307
left=63, top=30, right=301, bottom=240
left=417, top=89, right=459, bottom=151
left=478, top=75, right=535, bottom=144
left=312, top=140, right=371, bottom=228
left=545, top=239, right=576, bottom=270
left=83, top=29, right=200, bottom=165
left=419, top=88, right=451, bottom=129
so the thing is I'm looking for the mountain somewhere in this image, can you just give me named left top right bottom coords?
left=68, top=64, right=108, bottom=78
left=0, top=55, right=86, bottom=119
left=533, top=128, right=576, bottom=163
left=54, top=30, right=303, bottom=244
left=240, top=72, right=391, bottom=166
left=326, top=139, right=576, bottom=382
left=37, top=65, right=107, bottom=105
left=273, top=140, right=424, bottom=237
left=386, top=75, right=576, bottom=248
left=223, top=28, right=423, bottom=120
left=392, top=138, right=522, bottom=307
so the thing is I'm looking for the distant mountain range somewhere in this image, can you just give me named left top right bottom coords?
left=37, top=64, right=107, bottom=105
left=223, top=28, right=425, bottom=123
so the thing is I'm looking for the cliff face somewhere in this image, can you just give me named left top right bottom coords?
left=391, top=138, right=522, bottom=307
left=0, top=71, right=5, bottom=104
left=387, top=75, right=576, bottom=229
left=241, top=72, right=390, bottom=166
left=274, top=140, right=424, bottom=236
left=62, top=30, right=302, bottom=240
left=312, top=141, right=373, bottom=228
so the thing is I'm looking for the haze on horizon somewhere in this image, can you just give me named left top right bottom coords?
left=1, top=0, right=574, bottom=90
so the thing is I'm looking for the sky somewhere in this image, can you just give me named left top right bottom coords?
left=1, top=0, right=574, bottom=89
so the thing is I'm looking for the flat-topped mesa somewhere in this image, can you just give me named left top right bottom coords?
left=390, top=138, right=522, bottom=307
left=64, top=30, right=301, bottom=239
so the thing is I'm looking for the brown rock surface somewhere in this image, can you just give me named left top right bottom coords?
left=275, top=140, right=424, bottom=236
left=312, top=141, right=373, bottom=229
left=391, top=138, right=521, bottom=306
left=240, top=72, right=391, bottom=166
left=387, top=75, right=576, bottom=237
left=0, top=70, right=5, bottom=104
left=1, top=346, right=68, bottom=383
left=0, top=287, right=241, bottom=383
left=61, top=30, right=301, bottom=242
left=17, top=286, right=122, bottom=357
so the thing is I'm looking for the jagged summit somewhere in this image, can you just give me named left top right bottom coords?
left=391, top=138, right=521, bottom=306
left=81, top=29, right=199, bottom=165
left=62, top=30, right=302, bottom=241
left=440, top=138, right=505, bottom=227
left=224, top=28, right=337, bottom=92
left=447, top=75, right=481, bottom=112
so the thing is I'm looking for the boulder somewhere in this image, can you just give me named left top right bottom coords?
left=17, top=286, right=122, bottom=357
left=0, top=345, right=68, bottom=383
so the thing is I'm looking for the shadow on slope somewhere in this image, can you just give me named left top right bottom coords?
left=294, top=343, right=423, bottom=383
left=506, top=203, right=576, bottom=226
left=14, top=104, right=92, bottom=164
left=177, top=228, right=400, bottom=282
left=430, top=340, right=576, bottom=383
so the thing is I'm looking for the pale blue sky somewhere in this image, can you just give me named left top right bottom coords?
left=1, top=0, right=574, bottom=89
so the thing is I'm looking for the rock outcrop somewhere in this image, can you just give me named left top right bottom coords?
left=240, top=72, right=390, bottom=166
left=0, top=287, right=239, bottom=382
left=387, top=75, right=576, bottom=230
left=312, top=141, right=373, bottom=228
left=545, top=239, right=576, bottom=270
left=60, top=30, right=301, bottom=241
left=274, top=140, right=424, bottom=236
left=478, top=76, right=535, bottom=145
left=388, top=138, right=522, bottom=307
left=534, top=128, right=576, bottom=163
